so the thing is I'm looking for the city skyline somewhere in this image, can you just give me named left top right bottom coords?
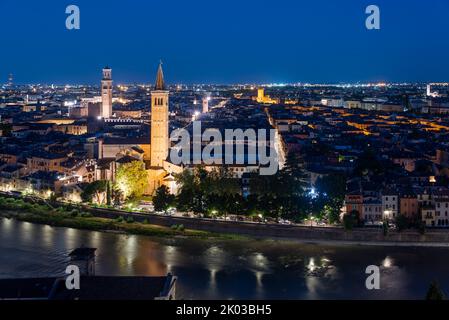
left=1, top=0, right=449, bottom=84
left=3, top=73, right=449, bottom=87
left=3, top=0, right=449, bottom=305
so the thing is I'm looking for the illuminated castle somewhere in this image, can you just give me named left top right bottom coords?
left=255, top=87, right=279, bottom=104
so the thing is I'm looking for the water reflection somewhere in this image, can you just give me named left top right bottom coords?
left=0, top=218, right=13, bottom=236
left=1, top=220, right=449, bottom=299
left=42, top=225, right=54, bottom=248
left=20, top=221, right=34, bottom=243
left=382, top=256, right=393, bottom=268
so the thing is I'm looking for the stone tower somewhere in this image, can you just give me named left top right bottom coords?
left=257, top=88, right=265, bottom=102
left=202, top=95, right=209, bottom=113
left=101, top=67, right=113, bottom=118
left=150, top=62, right=169, bottom=167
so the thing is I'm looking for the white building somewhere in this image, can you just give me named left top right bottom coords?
left=434, top=190, right=449, bottom=227
left=381, top=190, right=399, bottom=220
left=321, top=98, right=344, bottom=108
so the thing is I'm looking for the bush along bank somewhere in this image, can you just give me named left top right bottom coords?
left=0, top=196, right=220, bottom=239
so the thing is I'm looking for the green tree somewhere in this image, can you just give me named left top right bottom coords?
left=382, top=221, right=388, bottom=236
left=343, top=211, right=358, bottom=230
left=426, top=281, right=445, bottom=300
left=395, top=214, right=409, bottom=232
left=115, top=161, right=149, bottom=199
left=280, top=152, right=309, bottom=197
left=316, top=173, right=346, bottom=224
left=175, top=168, right=206, bottom=214
left=247, top=152, right=310, bottom=222
left=81, top=180, right=108, bottom=204
left=208, top=167, right=241, bottom=195
left=106, top=180, right=112, bottom=206
left=153, top=185, right=175, bottom=212
left=175, top=166, right=242, bottom=216
left=242, top=194, right=260, bottom=217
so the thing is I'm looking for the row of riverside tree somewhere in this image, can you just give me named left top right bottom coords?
left=152, top=153, right=346, bottom=223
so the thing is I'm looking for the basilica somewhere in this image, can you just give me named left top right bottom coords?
left=96, top=63, right=183, bottom=195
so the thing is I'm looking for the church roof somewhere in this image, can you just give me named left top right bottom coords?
left=154, top=62, right=165, bottom=90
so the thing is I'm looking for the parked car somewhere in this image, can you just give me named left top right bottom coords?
left=8, top=191, right=22, bottom=197
left=167, top=208, right=177, bottom=215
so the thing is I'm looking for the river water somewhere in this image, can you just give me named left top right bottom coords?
left=1, top=217, right=448, bottom=299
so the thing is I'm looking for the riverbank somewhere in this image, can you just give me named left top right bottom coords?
left=0, top=197, right=246, bottom=241
left=2, top=195, right=449, bottom=246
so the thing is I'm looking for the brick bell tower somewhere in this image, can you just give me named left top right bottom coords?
left=150, top=62, right=169, bottom=167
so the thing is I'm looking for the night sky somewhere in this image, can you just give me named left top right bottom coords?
left=1, top=0, right=448, bottom=84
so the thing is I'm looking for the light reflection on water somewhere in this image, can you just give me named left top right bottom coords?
left=1, top=217, right=449, bottom=299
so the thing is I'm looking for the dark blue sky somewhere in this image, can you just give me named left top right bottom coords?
left=1, top=0, right=448, bottom=84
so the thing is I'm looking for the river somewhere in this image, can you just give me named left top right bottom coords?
left=1, top=217, right=448, bottom=299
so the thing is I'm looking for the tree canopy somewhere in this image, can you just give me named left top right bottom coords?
left=153, top=185, right=175, bottom=212
left=81, top=180, right=108, bottom=204
left=115, top=161, right=149, bottom=199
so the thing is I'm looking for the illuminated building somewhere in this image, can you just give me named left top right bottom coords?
left=255, top=87, right=279, bottom=104
left=101, top=67, right=113, bottom=118
left=426, top=83, right=441, bottom=98
left=257, top=88, right=264, bottom=102
left=97, top=62, right=182, bottom=194
left=202, top=95, right=210, bottom=113
left=150, top=62, right=169, bottom=168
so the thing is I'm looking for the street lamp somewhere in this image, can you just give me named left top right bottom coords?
left=383, top=210, right=391, bottom=221
left=309, top=216, right=314, bottom=227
